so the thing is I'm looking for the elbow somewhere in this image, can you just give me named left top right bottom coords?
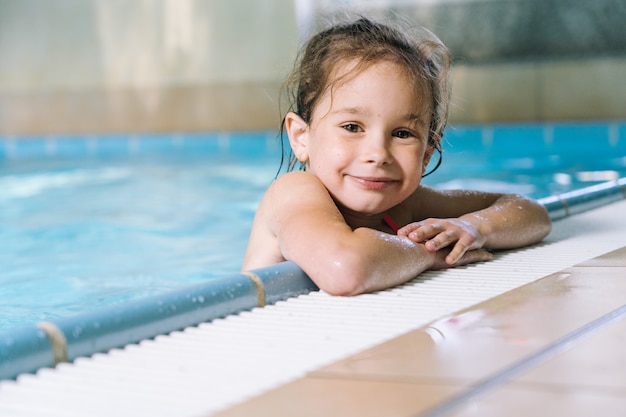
left=539, top=218, right=552, bottom=241
left=537, top=204, right=553, bottom=241
left=519, top=198, right=553, bottom=244
left=309, top=250, right=370, bottom=296
left=322, top=274, right=366, bottom=296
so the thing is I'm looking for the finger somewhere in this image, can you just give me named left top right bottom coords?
left=397, top=223, right=421, bottom=237
left=426, top=229, right=458, bottom=251
left=445, top=240, right=468, bottom=264
left=445, top=234, right=477, bottom=263
left=408, top=223, right=444, bottom=242
left=424, top=239, right=438, bottom=251
left=454, top=249, right=493, bottom=265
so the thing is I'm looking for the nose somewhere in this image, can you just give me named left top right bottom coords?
left=361, top=135, right=392, bottom=166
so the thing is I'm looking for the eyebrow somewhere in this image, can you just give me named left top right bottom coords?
left=330, top=107, right=428, bottom=125
left=329, top=106, right=366, bottom=115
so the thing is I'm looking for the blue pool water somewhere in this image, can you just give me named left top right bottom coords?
left=0, top=133, right=280, bottom=332
left=426, top=123, right=626, bottom=197
left=1, top=123, right=625, bottom=333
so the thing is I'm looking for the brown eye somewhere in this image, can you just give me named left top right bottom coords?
left=342, top=123, right=361, bottom=133
left=393, top=130, right=413, bottom=139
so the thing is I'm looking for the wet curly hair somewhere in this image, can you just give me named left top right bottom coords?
left=279, top=17, right=451, bottom=175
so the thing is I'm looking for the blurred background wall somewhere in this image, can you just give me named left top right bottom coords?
left=0, top=0, right=624, bottom=135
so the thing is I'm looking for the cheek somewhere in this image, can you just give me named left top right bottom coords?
left=311, top=145, right=348, bottom=168
left=397, top=153, right=427, bottom=187
left=399, top=150, right=426, bottom=171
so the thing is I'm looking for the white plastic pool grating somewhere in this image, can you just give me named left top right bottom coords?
left=1, top=199, right=626, bottom=417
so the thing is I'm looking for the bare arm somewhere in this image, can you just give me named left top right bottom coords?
left=459, top=192, right=552, bottom=249
left=399, top=187, right=552, bottom=264
left=245, top=172, right=490, bottom=296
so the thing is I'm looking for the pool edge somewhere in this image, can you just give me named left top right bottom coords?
left=1, top=178, right=625, bottom=381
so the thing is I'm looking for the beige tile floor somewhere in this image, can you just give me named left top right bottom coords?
left=214, top=247, right=626, bottom=417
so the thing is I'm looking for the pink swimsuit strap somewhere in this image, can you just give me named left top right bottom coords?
left=382, top=213, right=400, bottom=233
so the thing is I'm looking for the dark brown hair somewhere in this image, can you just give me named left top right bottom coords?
left=279, top=17, right=451, bottom=174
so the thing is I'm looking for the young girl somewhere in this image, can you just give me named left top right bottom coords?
left=242, top=17, right=551, bottom=296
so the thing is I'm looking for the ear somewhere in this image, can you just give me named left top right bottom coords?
left=285, top=111, right=310, bottom=165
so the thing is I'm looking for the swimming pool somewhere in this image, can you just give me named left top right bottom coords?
left=0, top=132, right=283, bottom=333
left=426, top=122, right=626, bottom=197
left=1, top=121, right=625, bottom=379
left=2, top=122, right=626, bottom=333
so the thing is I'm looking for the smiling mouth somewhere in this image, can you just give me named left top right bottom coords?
left=349, top=175, right=398, bottom=190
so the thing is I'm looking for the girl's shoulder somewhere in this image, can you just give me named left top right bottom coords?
left=273, top=170, right=317, bottom=185
left=270, top=171, right=328, bottom=197
left=268, top=171, right=337, bottom=215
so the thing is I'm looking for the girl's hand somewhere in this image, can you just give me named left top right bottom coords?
left=428, top=245, right=493, bottom=270
left=398, top=218, right=489, bottom=265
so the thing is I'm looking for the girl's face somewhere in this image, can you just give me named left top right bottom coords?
left=287, top=61, right=433, bottom=219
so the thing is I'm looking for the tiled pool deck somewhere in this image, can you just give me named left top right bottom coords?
left=215, top=247, right=626, bottom=417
